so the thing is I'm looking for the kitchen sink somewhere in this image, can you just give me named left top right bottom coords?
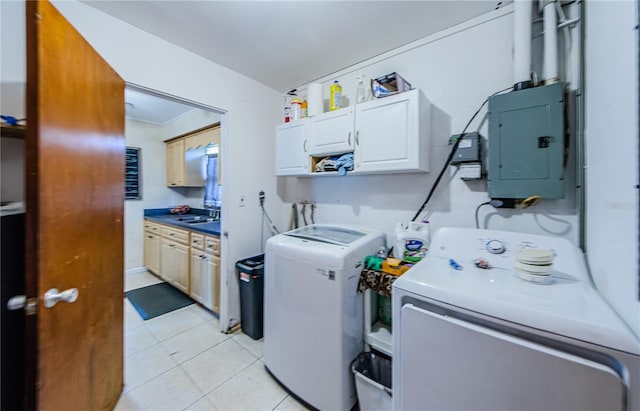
left=186, top=218, right=217, bottom=224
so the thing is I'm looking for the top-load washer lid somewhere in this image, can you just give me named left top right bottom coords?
left=285, top=225, right=367, bottom=246
left=393, top=227, right=640, bottom=355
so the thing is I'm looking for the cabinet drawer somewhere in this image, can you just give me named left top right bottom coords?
left=205, top=236, right=220, bottom=255
left=191, top=232, right=205, bottom=250
left=161, top=226, right=189, bottom=244
left=144, top=220, right=161, bottom=233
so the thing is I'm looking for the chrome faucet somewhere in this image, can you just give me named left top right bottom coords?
left=208, top=206, right=220, bottom=220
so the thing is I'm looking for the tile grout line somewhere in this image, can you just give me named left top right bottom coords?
left=182, top=356, right=264, bottom=405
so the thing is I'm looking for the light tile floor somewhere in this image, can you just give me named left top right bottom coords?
left=116, top=271, right=310, bottom=411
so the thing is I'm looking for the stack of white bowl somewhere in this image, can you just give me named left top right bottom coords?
left=515, top=248, right=555, bottom=284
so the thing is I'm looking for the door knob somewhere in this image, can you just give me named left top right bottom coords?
left=44, top=288, right=79, bottom=308
left=7, top=295, right=26, bottom=310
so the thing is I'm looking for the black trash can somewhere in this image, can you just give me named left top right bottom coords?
left=236, top=254, right=265, bottom=340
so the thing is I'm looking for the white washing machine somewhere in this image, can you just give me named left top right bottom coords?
left=393, top=227, right=640, bottom=411
left=264, top=224, right=386, bottom=410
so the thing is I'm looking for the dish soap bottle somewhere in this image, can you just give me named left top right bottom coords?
left=355, top=74, right=369, bottom=103
left=329, top=80, right=342, bottom=111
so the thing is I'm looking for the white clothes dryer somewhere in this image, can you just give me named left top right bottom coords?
left=264, top=224, right=386, bottom=410
left=393, top=227, right=640, bottom=411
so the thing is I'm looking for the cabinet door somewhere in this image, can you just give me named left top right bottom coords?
left=309, top=107, right=355, bottom=155
left=161, top=239, right=189, bottom=293
left=211, top=255, right=220, bottom=313
left=354, top=89, right=430, bottom=173
left=190, top=251, right=218, bottom=312
left=143, top=231, right=161, bottom=275
left=275, top=120, right=309, bottom=176
left=166, top=139, right=185, bottom=186
left=190, top=249, right=210, bottom=306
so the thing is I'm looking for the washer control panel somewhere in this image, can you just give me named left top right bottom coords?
left=486, top=239, right=506, bottom=254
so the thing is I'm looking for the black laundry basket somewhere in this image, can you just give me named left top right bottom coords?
left=236, top=254, right=265, bottom=340
left=351, top=351, right=393, bottom=410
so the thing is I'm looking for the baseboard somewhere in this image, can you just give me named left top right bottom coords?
left=125, top=266, right=148, bottom=276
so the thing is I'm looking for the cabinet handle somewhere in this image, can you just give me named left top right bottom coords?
left=348, top=131, right=352, bottom=145
left=303, top=139, right=308, bottom=153
left=355, top=131, right=360, bottom=145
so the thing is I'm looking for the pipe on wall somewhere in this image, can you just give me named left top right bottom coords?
left=513, top=0, right=533, bottom=89
left=542, top=0, right=559, bottom=83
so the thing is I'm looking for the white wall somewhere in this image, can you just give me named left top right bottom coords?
left=0, top=1, right=26, bottom=205
left=0, top=138, right=24, bottom=203
left=0, top=0, right=26, bottom=118
left=51, top=0, right=283, bottom=331
left=584, top=0, right=639, bottom=335
left=281, top=5, right=580, bottom=246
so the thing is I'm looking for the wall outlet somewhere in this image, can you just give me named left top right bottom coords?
left=239, top=195, right=246, bottom=207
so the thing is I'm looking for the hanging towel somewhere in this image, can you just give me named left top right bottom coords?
left=204, top=154, right=219, bottom=208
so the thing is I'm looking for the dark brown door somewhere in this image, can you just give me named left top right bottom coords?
left=25, top=1, right=125, bottom=409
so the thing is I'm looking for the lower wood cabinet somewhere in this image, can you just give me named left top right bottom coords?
left=189, top=235, right=220, bottom=313
left=161, top=239, right=189, bottom=294
left=143, top=223, right=161, bottom=275
left=144, top=219, right=220, bottom=312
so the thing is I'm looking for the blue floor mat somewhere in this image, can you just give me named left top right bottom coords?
left=125, top=282, right=195, bottom=320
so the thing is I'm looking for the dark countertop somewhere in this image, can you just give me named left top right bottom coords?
left=144, top=208, right=220, bottom=236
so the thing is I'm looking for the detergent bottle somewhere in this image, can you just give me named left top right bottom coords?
left=329, top=80, right=342, bottom=111
left=394, top=221, right=430, bottom=262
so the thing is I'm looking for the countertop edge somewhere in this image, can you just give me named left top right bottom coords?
left=145, top=215, right=221, bottom=237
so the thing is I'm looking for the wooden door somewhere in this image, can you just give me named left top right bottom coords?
left=25, top=1, right=125, bottom=409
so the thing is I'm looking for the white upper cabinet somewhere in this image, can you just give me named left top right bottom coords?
left=354, top=89, right=430, bottom=173
left=274, top=88, right=430, bottom=176
left=275, top=120, right=309, bottom=176
left=308, top=107, right=355, bottom=155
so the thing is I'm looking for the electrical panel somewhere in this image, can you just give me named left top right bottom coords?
left=487, top=82, right=565, bottom=199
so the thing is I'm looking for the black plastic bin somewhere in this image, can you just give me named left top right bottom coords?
left=351, top=351, right=392, bottom=410
left=236, top=254, right=265, bottom=340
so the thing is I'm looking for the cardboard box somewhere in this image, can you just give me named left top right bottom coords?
left=371, top=72, right=412, bottom=98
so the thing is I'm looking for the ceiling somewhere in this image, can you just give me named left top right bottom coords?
left=83, top=1, right=508, bottom=93
left=3, top=1, right=510, bottom=125
left=125, top=88, right=199, bottom=125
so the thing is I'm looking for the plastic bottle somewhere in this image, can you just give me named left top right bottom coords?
left=290, top=97, right=303, bottom=121
left=394, top=221, right=430, bottom=262
left=355, top=74, right=369, bottom=103
left=329, top=80, right=342, bottom=111
left=301, top=99, right=308, bottom=118
left=284, top=90, right=297, bottom=122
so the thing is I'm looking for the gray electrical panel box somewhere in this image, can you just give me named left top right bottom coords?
left=450, top=132, right=482, bottom=164
left=487, top=82, right=565, bottom=199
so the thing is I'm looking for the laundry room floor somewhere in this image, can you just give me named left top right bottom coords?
left=116, top=271, right=309, bottom=411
